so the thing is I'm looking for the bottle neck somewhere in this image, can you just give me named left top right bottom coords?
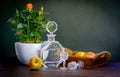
left=47, top=34, right=56, bottom=41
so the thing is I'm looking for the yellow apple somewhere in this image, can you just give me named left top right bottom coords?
left=74, top=52, right=85, bottom=57
left=28, top=56, right=43, bottom=70
left=84, top=52, right=96, bottom=58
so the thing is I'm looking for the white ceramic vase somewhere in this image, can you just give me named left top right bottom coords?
left=15, top=42, right=41, bottom=65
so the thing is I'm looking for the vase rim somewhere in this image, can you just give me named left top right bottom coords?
left=15, top=42, right=43, bottom=44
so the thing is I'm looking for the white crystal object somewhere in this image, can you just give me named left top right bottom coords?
left=40, top=21, right=65, bottom=68
left=67, top=61, right=84, bottom=70
left=60, top=52, right=69, bottom=70
left=60, top=52, right=69, bottom=61
left=67, top=61, right=78, bottom=70
left=77, top=61, right=84, bottom=68
left=46, top=21, right=58, bottom=34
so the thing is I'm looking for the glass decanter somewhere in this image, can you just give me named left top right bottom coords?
left=40, top=21, right=65, bottom=68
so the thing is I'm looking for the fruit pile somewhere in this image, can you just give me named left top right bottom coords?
left=63, top=48, right=111, bottom=68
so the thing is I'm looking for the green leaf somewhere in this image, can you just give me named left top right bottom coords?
left=17, top=23, right=23, bottom=28
left=30, top=32, right=39, bottom=37
left=16, top=9, right=19, bottom=17
left=8, top=18, right=17, bottom=25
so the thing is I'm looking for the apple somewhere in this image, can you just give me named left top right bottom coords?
left=84, top=52, right=96, bottom=58
left=74, top=52, right=85, bottom=57
left=28, top=56, right=43, bottom=70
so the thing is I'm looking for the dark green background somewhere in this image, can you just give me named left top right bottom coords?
left=0, top=0, right=120, bottom=61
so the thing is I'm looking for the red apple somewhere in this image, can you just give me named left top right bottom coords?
left=84, top=52, right=96, bottom=58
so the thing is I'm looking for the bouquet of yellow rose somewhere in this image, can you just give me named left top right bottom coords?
left=9, top=3, right=48, bottom=43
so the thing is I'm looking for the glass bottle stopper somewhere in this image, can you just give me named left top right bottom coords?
left=46, top=21, right=58, bottom=34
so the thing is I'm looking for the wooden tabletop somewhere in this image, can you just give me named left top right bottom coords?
left=0, top=57, right=120, bottom=77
